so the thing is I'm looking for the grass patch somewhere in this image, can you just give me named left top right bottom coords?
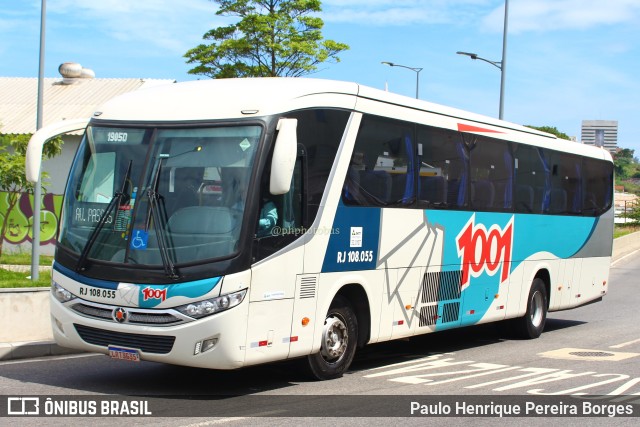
left=0, top=253, right=54, bottom=266
left=614, top=225, right=640, bottom=239
left=0, top=268, right=51, bottom=288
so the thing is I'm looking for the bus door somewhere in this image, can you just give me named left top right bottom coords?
left=245, top=151, right=306, bottom=365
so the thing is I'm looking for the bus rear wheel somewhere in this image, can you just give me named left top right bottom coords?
left=511, top=278, right=548, bottom=339
left=307, top=295, right=358, bottom=380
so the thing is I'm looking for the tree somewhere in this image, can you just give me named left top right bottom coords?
left=627, top=201, right=640, bottom=223
left=613, top=148, right=636, bottom=179
left=0, top=133, right=62, bottom=256
left=185, top=0, right=349, bottom=78
left=525, top=125, right=571, bottom=140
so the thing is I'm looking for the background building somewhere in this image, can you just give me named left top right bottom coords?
left=0, top=65, right=173, bottom=254
left=581, top=120, right=619, bottom=153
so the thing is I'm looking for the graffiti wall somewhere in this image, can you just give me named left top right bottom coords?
left=0, top=192, right=63, bottom=247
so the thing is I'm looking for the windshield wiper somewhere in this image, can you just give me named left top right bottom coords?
left=76, top=160, right=132, bottom=272
left=145, top=160, right=179, bottom=280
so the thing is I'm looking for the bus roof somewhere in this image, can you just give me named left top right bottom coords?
left=94, top=78, right=359, bottom=122
left=92, top=77, right=612, bottom=162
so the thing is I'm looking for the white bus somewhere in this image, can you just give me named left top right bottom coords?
left=27, top=78, right=614, bottom=380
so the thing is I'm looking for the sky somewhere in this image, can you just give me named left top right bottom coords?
left=1, top=0, right=639, bottom=153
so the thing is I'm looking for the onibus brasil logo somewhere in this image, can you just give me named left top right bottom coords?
left=456, top=214, right=514, bottom=290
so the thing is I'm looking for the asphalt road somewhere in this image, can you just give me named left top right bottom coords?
left=1, top=252, right=639, bottom=426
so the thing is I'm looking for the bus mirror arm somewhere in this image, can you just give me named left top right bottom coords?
left=26, top=118, right=90, bottom=182
left=269, top=118, right=298, bottom=195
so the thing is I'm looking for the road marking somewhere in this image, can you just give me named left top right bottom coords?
left=611, top=248, right=640, bottom=267
left=390, top=364, right=522, bottom=385
left=180, top=410, right=286, bottom=426
left=0, top=353, right=102, bottom=366
left=610, top=338, right=640, bottom=349
left=538, top=348, right=639, bottom=362
left=181, top=418, right=247, bottom=426
left=364, top=354, right=471, bottom=378
left=362, top=355, right=640, bottom=397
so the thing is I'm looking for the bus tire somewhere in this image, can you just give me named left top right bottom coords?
left=512, top=278, right=548, bottom=339
left=307, top=295, right=358, bottom=380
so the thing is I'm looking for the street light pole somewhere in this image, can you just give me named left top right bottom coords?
left=457, top=0, right=509, bottom=119
left=499, top=0, right=509, bottom=120
left=32, top=0, right=46, bottom=281
left=381, top=61, right=423, bottom=99
left=456, top=51, right=502, bottom=70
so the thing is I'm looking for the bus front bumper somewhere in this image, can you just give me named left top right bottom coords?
left=50, top=294, right=250, bottom=370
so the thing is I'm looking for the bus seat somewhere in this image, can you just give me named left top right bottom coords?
left=447, top=179, right=466, bottom=207
left=515, top=185, right=534, bottom=212
left=492, top=180, right=513, bottom=210
left=471, top=180, right=495, bottom=209
left=220, top=167, right=247, bottom=208
left=584, top=191, right=597, bottom=211
left=419, top=175, right=447, bottom=205
left=174, top=168, right=203, bottom=203
left=359, top=170, right=391, bottom=204
left=167, top=206, right=236, bottom=261
left=534, top=186, right=546, bottom=213
left=343, top=166, right=361, bottom=202
left=548, top=188, right=567, bottom=214
left=390, top=173, right=409, bottom=203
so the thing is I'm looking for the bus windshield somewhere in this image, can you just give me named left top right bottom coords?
left=59, top=124, right=262, bottom=271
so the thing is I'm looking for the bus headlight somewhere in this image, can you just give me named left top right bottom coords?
left=175, top=289, right=247, bottom=319
left=52, top=281, right=77, bottom=303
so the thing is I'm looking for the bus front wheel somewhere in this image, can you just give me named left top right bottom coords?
left=307, top=295, right=358, bottom=380
left=511, top=278, right=548, bottom=339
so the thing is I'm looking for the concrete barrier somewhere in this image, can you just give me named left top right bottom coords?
left=612, top=231, right=640, bottom=261
left=0, top=287, right=52, bottom=342
left=1, top=232, right=639, bottom=360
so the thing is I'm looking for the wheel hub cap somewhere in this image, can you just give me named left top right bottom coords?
left=321, top=315, right=348, bottom=361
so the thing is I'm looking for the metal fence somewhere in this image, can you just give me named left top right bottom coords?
left=616, top=198, right=639, bottom=224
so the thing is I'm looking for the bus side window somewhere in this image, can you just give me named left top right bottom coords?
left=285, top=109, right=349, bottom=226
left=469, top=136, right=512, bottom=212
left=417, top=125, right=466, bottom=209
left=582, top=157, right=613, bottom=215
left=253, top=150, right=305, bottom=261
left=343, top=115, right=413, bottom=207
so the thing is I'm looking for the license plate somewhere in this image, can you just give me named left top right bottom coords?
left=108, top=346, right=140, bottom=362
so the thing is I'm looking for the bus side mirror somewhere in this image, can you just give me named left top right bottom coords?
left=269, top=118, right=298, bottom=195
left=26, top=118, right=90, bottom=182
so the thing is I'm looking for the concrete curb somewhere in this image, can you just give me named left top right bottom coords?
left=0, top=265, right=52, bottom=273
left=612, top=231, right=640, bottom=261
left=0, top=341, right=83, bottom=361
left=2, top=231, right=640, bottom=362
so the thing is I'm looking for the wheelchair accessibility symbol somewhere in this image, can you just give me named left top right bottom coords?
left=130, top=229, right=149, bottom=250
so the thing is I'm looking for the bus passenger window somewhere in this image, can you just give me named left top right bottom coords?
left=343, top=115, right=413, bottom=207
left=417, top=125, right=467, bottom=209
left=469, top=136, right=512, bottom=212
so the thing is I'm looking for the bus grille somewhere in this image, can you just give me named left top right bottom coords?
left=421, top=270, right=462, bottom=303
left=71, top=303, right=113, bottom=321
left=70, top=303, right=184, bottom=325
left=74, top=324, right=176, bottom=354
left=299, top=276, right=317, bottom=299
left=418, top=305, right=438, bottom=327
left=418, top=270, right=462, bottom=328
left=441, top=302, right=460, bottom=323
